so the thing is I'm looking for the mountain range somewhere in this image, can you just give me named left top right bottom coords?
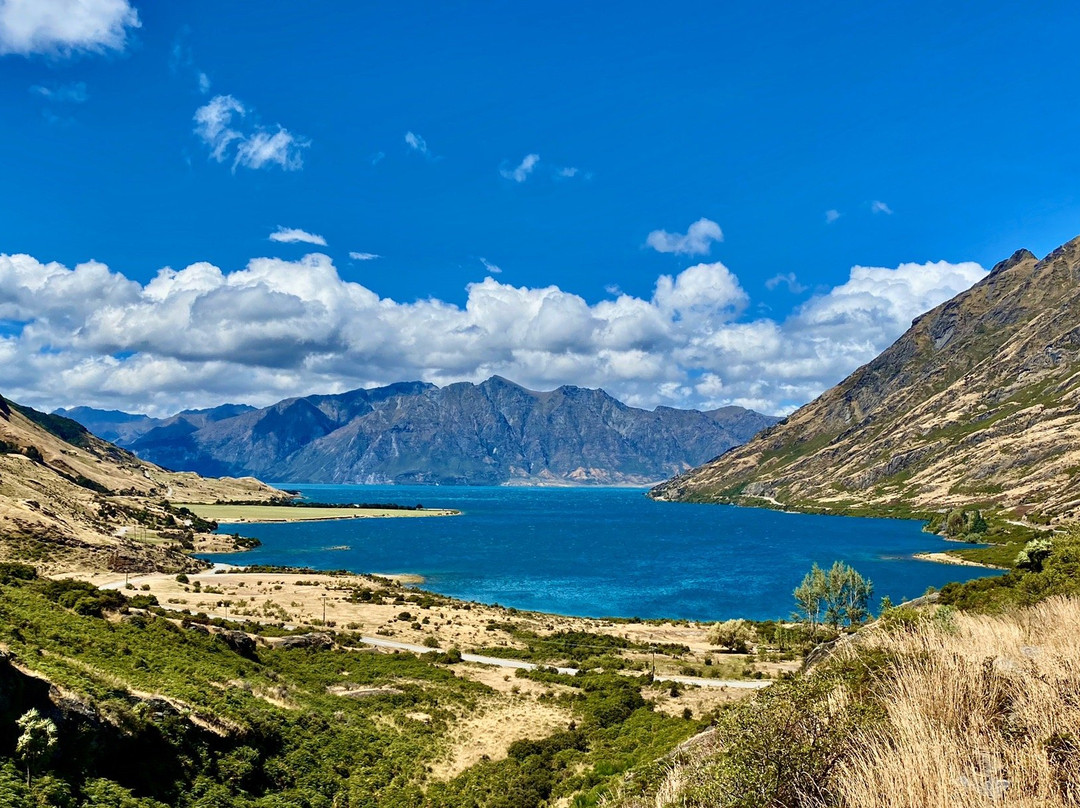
left=651, top=235, right=1080, bottom=522
left=59, top=377, right=779, bottom=486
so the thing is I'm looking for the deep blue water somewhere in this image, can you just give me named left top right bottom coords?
left=202, top=485, right=1000, bottom=622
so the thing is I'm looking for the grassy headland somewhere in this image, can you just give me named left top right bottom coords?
left=182, top=503, right=460, bottom=523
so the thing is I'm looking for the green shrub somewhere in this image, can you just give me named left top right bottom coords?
left=38, top=579, right=127, bottom=617
left=681, top=673, right=875, bottom=808
left=0, top=562, right=37, bottom=585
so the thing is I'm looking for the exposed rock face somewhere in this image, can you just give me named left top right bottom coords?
left=66, top=377, right=778, bottom=486
left=650, top=237, right=1080, bottom=521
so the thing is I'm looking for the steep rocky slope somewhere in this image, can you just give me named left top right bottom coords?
left=67, top=377, right=778, bottom=485
left=0, top=394, right=281, bottom=573
left=651, top=236, right=1080, bottom=521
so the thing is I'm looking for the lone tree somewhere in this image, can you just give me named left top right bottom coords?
left=16, top=708, right=57, bottom=786
left=794, top=561, right=873, bottom=636
left=707, top=618, right=754, bottom=653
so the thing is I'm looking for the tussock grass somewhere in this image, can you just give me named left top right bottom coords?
left=602, top=597, right=1080, bottom=808
left=833, top=597, right=1080, bottom=808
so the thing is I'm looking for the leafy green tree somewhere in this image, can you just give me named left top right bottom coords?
left=793, top=564, right=827, bottom=638
left=1015, top=537, right=1053, bottom=572
left=795, top=562, right=873, bottom=634
left=15, top=708, right=57, bottom=787
left=836, top=562, right=874, bottom=626
left=708, top=619, right=754, bottom=653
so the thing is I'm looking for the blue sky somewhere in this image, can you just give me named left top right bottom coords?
left=1, top=1, right=1078, bottom=415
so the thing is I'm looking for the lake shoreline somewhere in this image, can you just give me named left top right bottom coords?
left=196, top=484, right=1003, bottom=622
left=913, top=551, right=1006, bottom=570
left=184, top=503, right=460, bottom=524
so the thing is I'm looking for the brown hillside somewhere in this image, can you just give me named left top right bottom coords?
left=650, top=236, right=1080, bottom=521
left=0, top=394, right=282, bottom=574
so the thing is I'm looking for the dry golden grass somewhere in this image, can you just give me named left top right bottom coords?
left=602, top=598, right=1080, bottom=808
left=832, top=596, right=1080, bottom=808
left=431, top=695, right=573, bottom=780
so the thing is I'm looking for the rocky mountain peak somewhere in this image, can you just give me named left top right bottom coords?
left=987, top=248, right=1036, bottom=276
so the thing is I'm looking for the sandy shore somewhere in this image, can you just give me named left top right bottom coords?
left=183, top=503, right=460, bottom=523
left=913, top=551, right=1005, bottom=570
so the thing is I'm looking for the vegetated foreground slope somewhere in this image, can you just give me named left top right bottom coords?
left=66, top=376, right=779, bottom=485
left=0, top=392, right=281, bottom=574
left=606, top=593, right=1080, bottom=808
left=652, top=236, right=1080, bottom=521
left=0, top=566, right=713, bottom=807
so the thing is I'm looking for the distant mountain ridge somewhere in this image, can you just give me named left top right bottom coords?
left=61, top=377, right=779, bottom=486
left=54, top=403, right=255, bottom=446
left=650, top=235, right=1080, bottom=522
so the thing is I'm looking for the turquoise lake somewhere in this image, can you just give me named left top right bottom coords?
left=202, top=485, right=1000, bottom=622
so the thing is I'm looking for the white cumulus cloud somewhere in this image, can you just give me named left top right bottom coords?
left=501, top=153, right=540, bottom=183
left=646, top=218, right=723, bottom=255
left=825, top=209, right=841, bottom=224
left=0, top=0, right=139, bottom=56
left=0, top=250, right=987, bottom=417
left=194, top=94, right=308, bottom=172
left=269, top=227, right=327, bottom=246
left=871, top=200, right=893, bottom=215
left=349, top=252, right=380, bottom=261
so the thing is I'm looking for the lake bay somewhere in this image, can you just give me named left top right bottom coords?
left=203, top=485, right=998, bottom=622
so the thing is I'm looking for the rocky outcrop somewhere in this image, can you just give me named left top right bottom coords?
left=650, top=236, right=1080, bottom=522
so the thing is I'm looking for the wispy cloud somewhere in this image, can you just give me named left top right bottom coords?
left=871, top=200, right=893, bottom=215
left=0, top=0, right=140, bottom=56
left=405, top=131, right=431, bottom=156
left=765, top=272, right=807, bottom=294
left=557, top=166, right=579, bottom=178
left=170, top=26, right=211, bottom=95
left=646, top=218, right=723, bottom=255
left=194, top=94, right=309, bottom=172
left=349, top=252, right=380, bottom=261
left=270, top=227, right=326, bottom=246
left=825, top=209, right=841, bottom=224
left=500, top=153, right=540, bottom=182
left=30, top=81, right=88, bottom=102
left=480, top=257, right=502, bottom=275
